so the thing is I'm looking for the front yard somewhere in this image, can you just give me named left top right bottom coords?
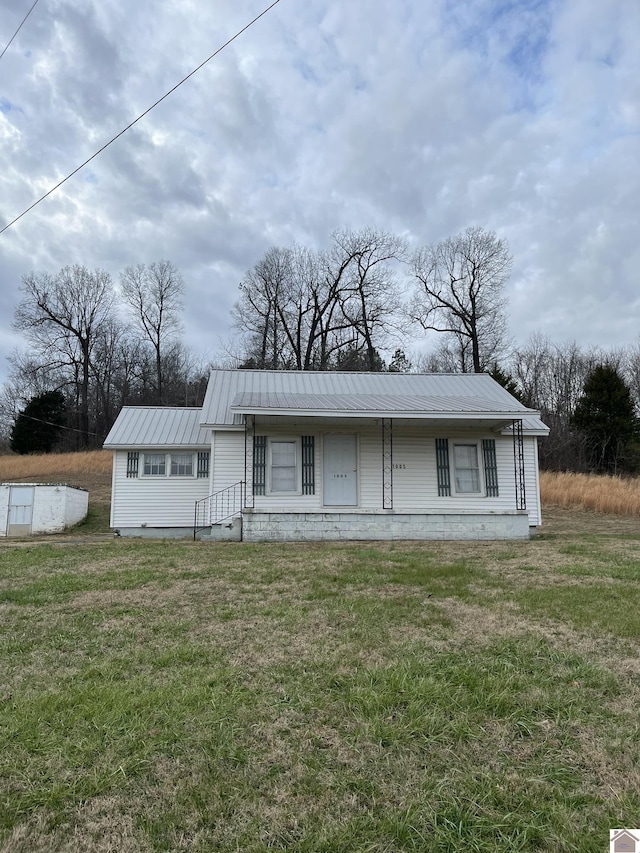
left=1, top=526, right=639, bottom=851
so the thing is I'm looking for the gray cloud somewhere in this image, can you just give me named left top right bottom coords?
left=0, top=0, right=638, bottom=384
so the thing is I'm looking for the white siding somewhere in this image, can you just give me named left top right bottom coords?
left=240, top=423, right=540, bottom=519
left=109, top=426, right=543, bottom=531
left=110, top=450, right=210, bottom=528
left=212, top=431, right=245, bottom=494
left=525, top=436, right=543, bottom=526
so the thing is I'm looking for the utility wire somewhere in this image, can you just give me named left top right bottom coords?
left=0, top=0, right=282, bottom=235
left=12, top=412, right=102, bottom=438
left=0, top=0, right=41, bottom=62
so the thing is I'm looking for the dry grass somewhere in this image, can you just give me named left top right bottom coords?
left=0, top=451, right=114, bottom=533
left=540, top=470, right=640, bottom=516
left=0, top=450, right=112, bottom=482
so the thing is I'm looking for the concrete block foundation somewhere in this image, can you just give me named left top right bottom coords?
left=242, top=511, right=530, bottom=542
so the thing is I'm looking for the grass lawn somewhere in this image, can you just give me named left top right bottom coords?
left=1, top=530, right=640, bottom=852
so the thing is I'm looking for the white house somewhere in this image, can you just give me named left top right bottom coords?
left=103, top=369, right=549, bottom=541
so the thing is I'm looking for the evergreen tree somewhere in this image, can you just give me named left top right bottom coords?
left=488, top=363, right=523, bottom=402
left=388, top=349, right=413, bottom=373
left=572, top=364, right=638, bottom=474
left=10, top=391, right=67, bottom=455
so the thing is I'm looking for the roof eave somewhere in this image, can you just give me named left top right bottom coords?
left=229, top=405, right=533, bottom=420
left=103, top=441, right=211, bottom=450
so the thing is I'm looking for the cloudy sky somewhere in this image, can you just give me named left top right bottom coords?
left=0, top=0, right=638, bottom=380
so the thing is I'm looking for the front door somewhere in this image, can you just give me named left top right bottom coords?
left=7, top=486, right=34, bottom=536
left=323, top=434, right=357, bottom=506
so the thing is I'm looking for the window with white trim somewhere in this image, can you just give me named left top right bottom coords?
left=170, top=452, right=194, bottom=476
left=143, top=453, right=166, bottom=476
left=139, top=452, right=205, bottom=477
left=452, top=443, right=481, bottom=494
left=270, top=440, right=298, bottom=493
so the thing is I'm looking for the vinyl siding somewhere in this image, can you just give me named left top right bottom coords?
left=110, top=426, right=542, bottom=529
left=212, top=431, right=245, bottom=494
left=228, top=423, right=539, bottom=518
left=110, top=449, right=210, bottom=528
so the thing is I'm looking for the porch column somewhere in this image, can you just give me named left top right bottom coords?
left=382, top=417, right=393, bottom=509
left=244, top=414, right=255, bottom=509
left=512, top=419, right=526, bottom=510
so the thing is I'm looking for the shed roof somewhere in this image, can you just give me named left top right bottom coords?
left=201, top=369, right=548, bottom=432
left=103, top=407, right=210, bottom=448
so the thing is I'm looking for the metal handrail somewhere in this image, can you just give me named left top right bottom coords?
left=194, top=481, right=244, bottom=539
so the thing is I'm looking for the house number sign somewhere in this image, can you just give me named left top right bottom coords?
left=393, top=463, right=406, bottom=470
left=332, top=473, right=349, bottom=479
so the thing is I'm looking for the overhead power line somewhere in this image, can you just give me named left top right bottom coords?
left=0, top=0, right=41, bottom=63
left=0, top=0, right=282, bottom=235
left=13, top=411, right=102, bottom=438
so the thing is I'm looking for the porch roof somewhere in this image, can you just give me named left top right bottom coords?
left=230, top=391, right=533, bottom=422
left=200, top=369, right=548, bottom=433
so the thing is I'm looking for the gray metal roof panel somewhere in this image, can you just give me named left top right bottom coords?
left=231, top=391, right=529, bottom=416
left=201, top=369, right=546, bottom=427
left=104, top=407, right=210, bottom=448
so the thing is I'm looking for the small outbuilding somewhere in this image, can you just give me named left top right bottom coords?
left=0, top=483, right=88, bottom=537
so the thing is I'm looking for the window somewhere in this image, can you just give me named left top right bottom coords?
left=435, top=438, right=499, bottom=498
left=143, top=453, right=166, bottom=476
left=171, top=453, right=193, bottom=476
left=270, top=440, right=297, bottom=492
left=453, top=444, right=481, bottom=493
left=141, top=452, right=199, bottom=477
left=253, top=437, right=314, bottom=496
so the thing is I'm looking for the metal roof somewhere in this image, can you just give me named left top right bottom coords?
left=201, top=369, right=548, bottom=432
left=232, top=391, right=527, bottom=417
left=104, top=407, right=210, bottom=448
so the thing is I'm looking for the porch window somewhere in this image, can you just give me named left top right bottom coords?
left=270, top=440, right=297, bottom=493
left=453, top=444, right=481, bottom=493
left=170, top=453, right=193, bottom=476
left=143, top=453, right=166, bottom=476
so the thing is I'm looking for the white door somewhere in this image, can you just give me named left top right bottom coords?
left=8, top=486, right=34, bottom=536
left=323, top=434, right=357, bottom=506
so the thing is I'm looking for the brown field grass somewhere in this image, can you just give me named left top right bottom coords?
left=0, top=449, right=112, bottom=481
left=0, top=451, right=113, bottom=526
left=540, top=470, right=640, bottom=516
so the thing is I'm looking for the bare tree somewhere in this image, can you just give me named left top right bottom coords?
left=120, top=260, right=184, bottom=404
left=13, top=266, right=115, bottom=447
left=410, top=226, right=512, bottom=372
left=509, top=335, right=603, bottom=469
left=233, top=230, right=405, bottom=371
left=332, top=228, right=406, bottom=371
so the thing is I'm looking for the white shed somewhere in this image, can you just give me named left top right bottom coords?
left=0, top=483, right=89, bottom=537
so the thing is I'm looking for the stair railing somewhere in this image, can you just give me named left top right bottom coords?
left=194, top=481, right=244, bottom=539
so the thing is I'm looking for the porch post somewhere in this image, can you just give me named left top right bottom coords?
left=382, top=417, right=393, bottom=509
left=244, top=414, right=255, bottom=509
left=512, top=419, right=526, bottom=510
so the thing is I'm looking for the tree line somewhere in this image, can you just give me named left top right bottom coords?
left=5, top=227, right=640, bottom=476
left=3, top=261, right=208, bottom=452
